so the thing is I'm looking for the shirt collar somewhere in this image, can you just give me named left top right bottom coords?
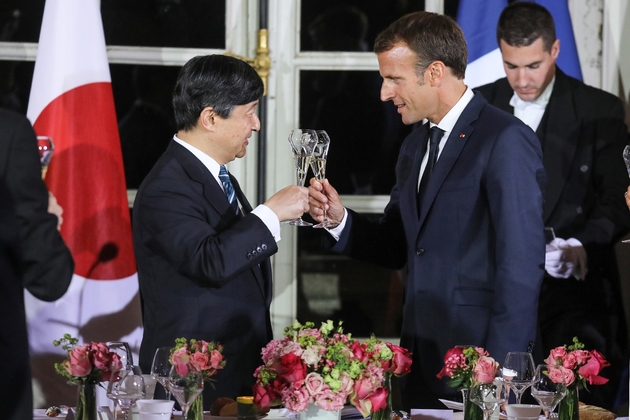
left=430, top=87, right=475, bottom=132
left=173, top=135, right=221, bottom=180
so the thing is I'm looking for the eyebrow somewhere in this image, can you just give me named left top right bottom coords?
left=504, top=59, right=543, bottom=67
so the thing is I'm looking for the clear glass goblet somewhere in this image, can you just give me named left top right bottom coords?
left=286, top=128, right=317, bottom=226
left=150, top=347, right=173, bottom=401
left=310, top=130, right=339, bottom=229
left=531, top=364, right=567, bottom=419
left=168, top=365, right=204, bottom=420
left=502, top=351, right=536, bottom=404
left=469, top=376, right=509, bottom=420
left=107, top=369, right=146, bottom=420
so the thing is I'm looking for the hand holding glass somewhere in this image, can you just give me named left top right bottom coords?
left=310, top=130, right=339, bottom=229
left=286, top=129, right=317, bottom=226
left=502, top=352, right=536, bottom=404
left=531, top=364, right=567, bottom=419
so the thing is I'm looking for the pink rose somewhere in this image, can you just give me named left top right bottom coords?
left=254, top=384, right=280, bottom=408
left=573, top=350, right=590, bottom=366
left=190, top=352, right=209, bottom=372
left=171, top=347, right=190, bottom=367
left=101, top=353, right=123, bottom=382
left=388, top=344, right=412, bottom=376
left=89, top=342, right=112, bottom=372
left=351, top=342, right=367, bottom=363
left=545, top=347, right=567, bottom=365
left=547, top=366, right=568, bottom=384
left=365, top=386, right=388, bottom=412
left=67, top=345, right=92, bottom=378
left=209, top=349, right=224, bottom=370
left=578, top=350, right=610, bottom=385
left=339, top=372, right=354, bottom=394
left=562, top=352, right=578, bottom=370
left=351, top=376, right=379, bottom=401
left=304, top=372, right=325, bottom=396
left=475, top=347, right=489, bottom=357
left=473, top=356, right=497, bottom=384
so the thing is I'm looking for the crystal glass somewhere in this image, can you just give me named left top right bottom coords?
left=310, top=130, right=339, bottom=229
left=469, top=376, right=509, bottom=420
left=286, top=129, right=317, bottom=226
left=531, top=364, right=567, bottom=419
left=37, top=136, right=54, bottom=179
left=502, top=352, right=536, bottom=404
left=107, top=369, right=146, bottom=420
left=168, top=365, right=204, bottom=420
left=150, top=347, right=173, bottom=401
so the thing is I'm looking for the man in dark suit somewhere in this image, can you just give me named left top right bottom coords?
left=133, top=55, right=309, bottom=407
left=0, top=108, right=73, bottom=419
left=475, top=2, right=630, bottom=409
left=308, top=11, right=546, bottom=410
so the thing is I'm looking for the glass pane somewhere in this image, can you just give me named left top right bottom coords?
left=297, top=215, right=404, bottom=338
left=300, top=0, right=425, bottom=52
left=300, top=70, right=413, bottom=195
left=0, top=0, right=225, bottom=48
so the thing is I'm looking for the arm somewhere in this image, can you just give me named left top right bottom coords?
left=5, top=113, right=73, bottom=301
left=484, top=123, right=546, bottom=357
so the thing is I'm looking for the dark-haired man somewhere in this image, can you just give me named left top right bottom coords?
left=134, top=55, right=309, bottom=405
left=475, top=2, right=630, bottom=409
left=308, top=11, right=546, bottom=409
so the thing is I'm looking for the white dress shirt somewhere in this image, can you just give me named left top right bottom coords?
left=510, top=76, right=555, bottom=131
left=173, top=135, right=281, bottom=241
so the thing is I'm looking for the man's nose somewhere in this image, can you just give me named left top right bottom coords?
left=380, top=82, right=394, bottom=102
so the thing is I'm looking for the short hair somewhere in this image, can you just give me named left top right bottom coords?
left=172, top=55, right=264, bottom=131
left=373, top=11, right=467, bottom=80
left=496, top=2, right=556, bottom=51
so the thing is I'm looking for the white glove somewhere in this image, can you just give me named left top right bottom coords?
left=545, top=237, right=588, bottom=280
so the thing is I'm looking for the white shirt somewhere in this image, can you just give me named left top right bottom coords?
left=173, top=135, right=281, bottom=241
left=509, top=76, right=555, bottom=131
left=327, top=87, right=475, bottom=239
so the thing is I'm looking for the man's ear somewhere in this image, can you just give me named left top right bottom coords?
left=199, top=107, right=216, bottom=131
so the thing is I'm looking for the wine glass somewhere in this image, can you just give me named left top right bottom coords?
left=107, top=369, right=146, bottom=420
left=168, top=365, right=204, bottom=420
left=502, top=352, right=536, bottom=404
left=469, top=376, right=510, bottom=420
left=531, top=364, right=567, bottom=419
left=150, top=347, right=173, bottom=401
left=286, top=129, right=317, bottom=226
left=37, top=136, right=54, bottom=179
left=310, top=130, right=339, bottom=229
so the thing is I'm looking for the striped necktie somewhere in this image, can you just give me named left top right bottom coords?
left=219, top=165, right=239, bottom=214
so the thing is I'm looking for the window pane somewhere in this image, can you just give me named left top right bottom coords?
left=300, top=70, right=412, bottom=195
left=0, top=0, right=225, bottom=48
left=300, top=0, right=425, bottom=52
left=297, top=215, right=404, bottom=338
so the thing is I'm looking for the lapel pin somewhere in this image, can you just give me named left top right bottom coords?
left=459, top=133, right=466, bottom=138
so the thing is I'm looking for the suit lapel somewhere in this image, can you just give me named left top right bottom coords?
left=538, top=69, right=579, bottom=222
left=417, top=94, right=483, bottom=229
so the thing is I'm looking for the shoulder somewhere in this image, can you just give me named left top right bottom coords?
left=555, top=70, right=624, bottom=113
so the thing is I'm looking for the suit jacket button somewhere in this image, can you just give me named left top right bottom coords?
left=256, top=246, right=263, bottom=253
left=247, top=253, right=253, bottom=259
left=252, top=250, right=258, bottom=256
left=580, top=165, right=588, bottom=172
left=261, top=244, right=267, bottom=250
left=416, top=248, right=425, bottom=256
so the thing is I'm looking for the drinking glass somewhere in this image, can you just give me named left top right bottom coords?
left=286, top=129, right=317, bottom=226
left=531, top=364, right=567, bottom=419
left=310, top=130, right=339, bottom=229
left=168, top=365, right=204, bottom=420
left=107, top=369, right=146, bottom=420
left=37, top=136, right=54, bottom=179
left=150, top=347, right=173, bottom=401
left=469, top=376, right=509, bottom=420
left=502, top=352, right=536, bottom=404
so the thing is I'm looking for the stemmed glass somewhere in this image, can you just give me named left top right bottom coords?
left=150, top=347, right=173, bottom=401
left=37, top=136, right=54, bottom=179
left=107, top=369, right=146, bottom=420
left=531, top=364, right=567, bottom=419
left=286, top=129, right=317, bottom=226
left=310, top=130, right=339, bottom=229
left=469, top=376, right=509, bottom=420
left=168, top=365, right=204, bottom=420
left=502, top=351, right=536, bottom=404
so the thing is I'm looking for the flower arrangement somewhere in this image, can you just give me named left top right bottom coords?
left=170, top=337, right=226, bottom=380
left=436, top=346, right=499, bottom=388
left=544, top=336, right=609, bottom=389
left=53, top=334, right=123, bottom=385
left=252, top=320, right=412, bottom=417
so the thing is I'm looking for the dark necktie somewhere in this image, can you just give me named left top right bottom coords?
left=417, top=126, right=445, bottom=210
left=219, top=165, right=239, bottom=214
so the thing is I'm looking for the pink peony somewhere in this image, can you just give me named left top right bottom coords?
left=473, top=356, right=498, bottom=384
left=282, top=382, right=311, bottom=413
left=66, top=345, right=92, bottom=378
left=315, top=388, right=346, bottom=411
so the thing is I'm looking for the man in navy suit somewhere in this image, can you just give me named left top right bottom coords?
left=308, top=11, right=546, bottom=409
left=475, top=2, right=630, bottom=409
left=134, top=55, right=309, bottom=406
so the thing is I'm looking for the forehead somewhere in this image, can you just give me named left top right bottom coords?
left=377, top=44, right=418, bottom=76
left=500, top=38, right=549, bottom=65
